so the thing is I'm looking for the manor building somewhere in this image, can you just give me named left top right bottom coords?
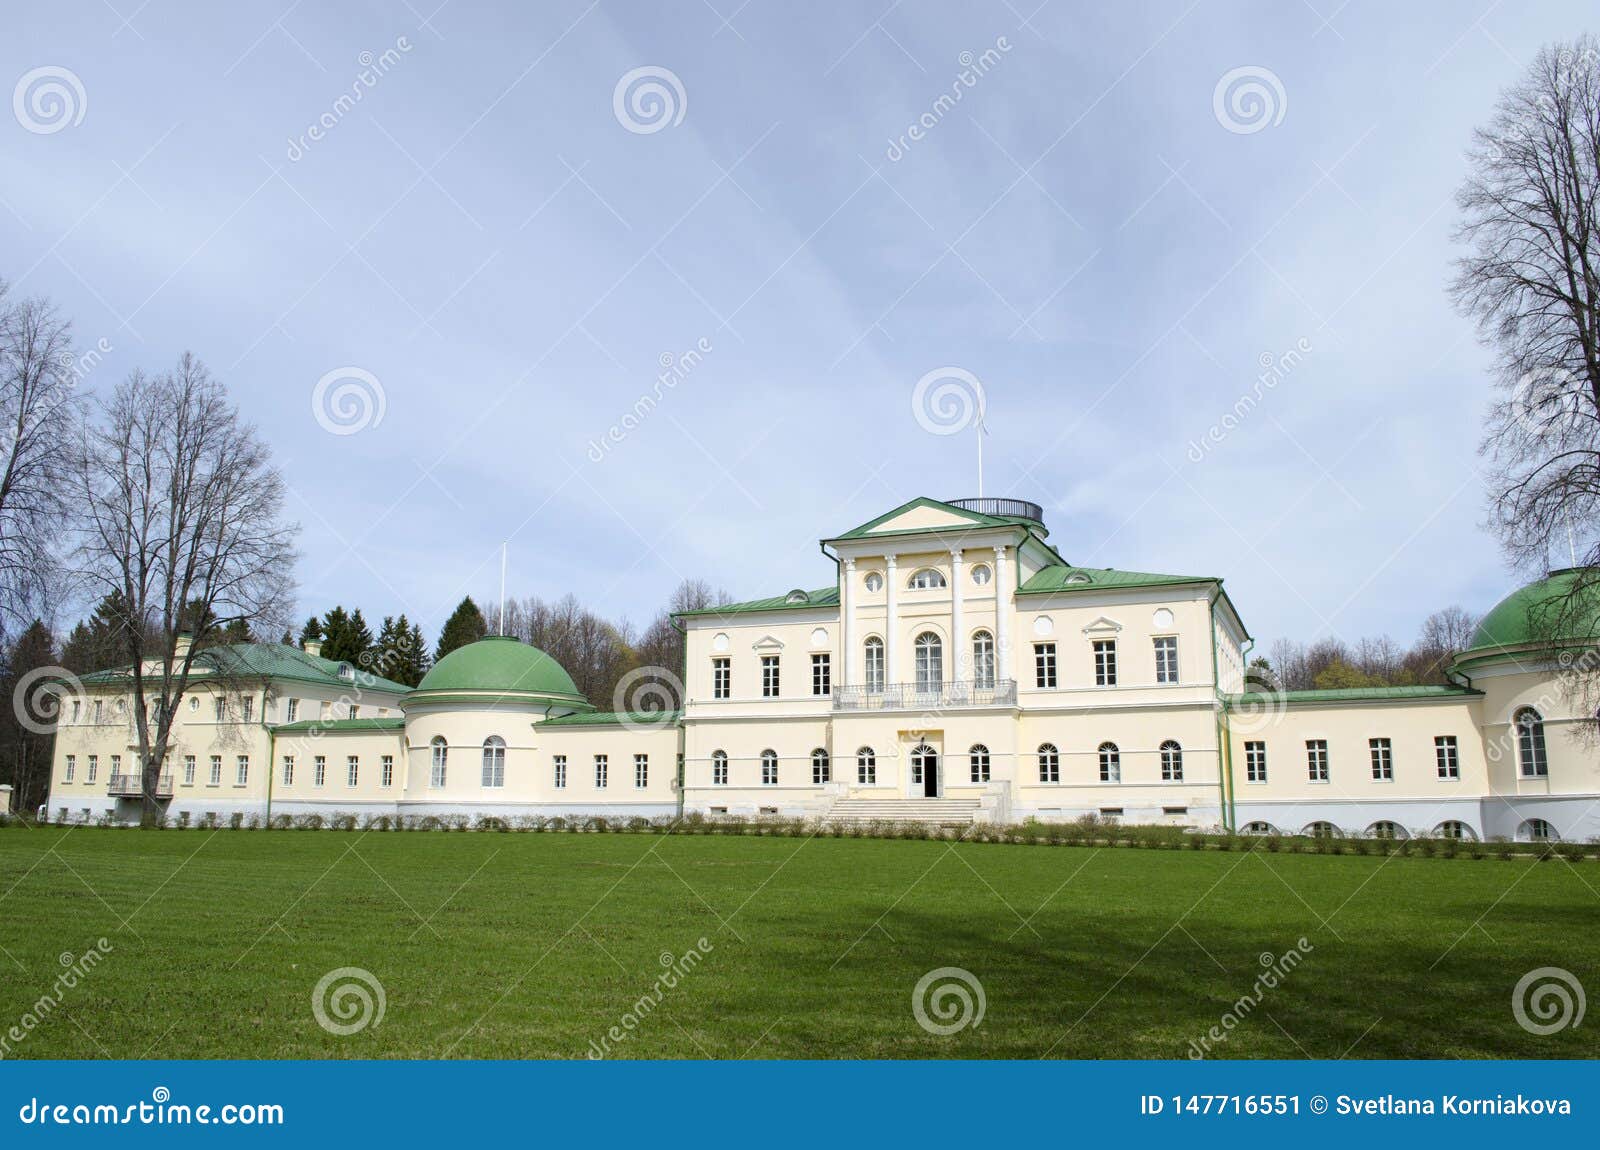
left=42, top=496, right=1600, bottom=842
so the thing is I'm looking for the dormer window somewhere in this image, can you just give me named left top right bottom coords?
left=908, top=568, right=946, bottom=590
left=1066, top=572, right=1092, bottom=585
left=784, top=589, right=809, bottom=605
left=337, top=663, right=354, bottom=680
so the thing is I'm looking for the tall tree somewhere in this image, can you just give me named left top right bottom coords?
left=369, top=613, right=427, bottom=686
left=0, top=283, right=79, bottom=638
left=0, top=619, right=60, bottom=815
left=59, top=589, right=143, bottom=674
left=320, top=605, right=372, bottom=665
left=70, top=353, right=298, bottom=823
left=436, top=596, right=487, bottom=661
left=1453, top=36, right=1600, bottom=625
left=297, top=615, right=323, bottom=647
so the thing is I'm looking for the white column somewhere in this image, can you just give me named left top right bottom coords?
left=884, top=553, right=898, bottom=689
left=950, top=548, right=964, bottom=683
left=993, top=545, right=1010, bottom=685
left=840, top=557, right=855, bottom=688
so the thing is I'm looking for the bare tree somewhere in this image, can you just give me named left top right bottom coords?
left=1453, top=36, right=1600, bottom=629
left=71, top=354, right=299, bottom=823
left=0, top=283, right=79, bottom=636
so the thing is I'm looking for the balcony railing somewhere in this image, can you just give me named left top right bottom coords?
left=832, top=679, right=1017, bottom=711
left=947, top=497, right=1044, bottom=523
left=108, top=774, right=173, bottom=798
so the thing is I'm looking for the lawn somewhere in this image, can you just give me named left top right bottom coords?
left=0, top=825, right=1595, bottom=1059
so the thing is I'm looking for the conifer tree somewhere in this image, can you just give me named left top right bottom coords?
left=435, top=596, right=487, bottom=662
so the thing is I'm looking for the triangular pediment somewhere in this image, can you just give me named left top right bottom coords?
left=1082, top=615, right=1123, bottom=634
left=837, top=497, right=997, bottom=540
left=751, top=634, right=786, bottom=651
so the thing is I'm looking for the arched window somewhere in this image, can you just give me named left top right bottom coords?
left=864, top=636, right=885, bottom=693
left=972, top=630, right=995, bottom=688
left=1098, top=742, right=1121, bottom=783
left=1367, top=820, right=1406, bottom=840
left=482, top=736, right=506, bottom=788
left=430, top=736, right=448, bottom=787
left=908, top=568, right=947, bottom=590
left=760, top=749, right=778, bottom=786
left=1434, top=820, right=1476, bottom=841
left=914, top=631, right=943, bottom=691
left=1241, top=821, right=1276, bottom=836
left=969, top=743, right=991, bottom=783
left=1037, top=742, right=1059, bottom=783
left=1304, top=821, right=1341, bottom=839
left=1519, top=817, right=1558, bottom=842
left=856, top=746, right=876, bottom=785
left=1159, top=740, right=1183, bottom=782
left=1515, top=708, right=1549, bottom=777
left=811, top=748, right=831, bottom=784
left=711, top=749, right=728, bottom=786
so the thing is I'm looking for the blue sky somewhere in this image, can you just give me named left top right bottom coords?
left=4, top=1, right=1591, bottom=650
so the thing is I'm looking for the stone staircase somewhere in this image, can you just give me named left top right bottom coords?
left=823, top=797, right=982, bottom=826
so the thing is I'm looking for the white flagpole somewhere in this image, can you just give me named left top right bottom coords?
left=499, top=542, right=507, bottom=634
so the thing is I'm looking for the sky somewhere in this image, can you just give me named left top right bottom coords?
left=4, top=1, right=1592, bottom=652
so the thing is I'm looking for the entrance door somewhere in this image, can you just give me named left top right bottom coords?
left=910, top=743, right=939, bottom=798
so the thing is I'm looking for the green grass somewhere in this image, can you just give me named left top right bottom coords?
left=0, top=825, right=1595, bottom=1059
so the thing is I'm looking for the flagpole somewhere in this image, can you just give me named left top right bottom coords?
left=499, top=543, right=507, bottom=634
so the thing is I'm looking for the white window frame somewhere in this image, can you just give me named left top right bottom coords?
left=1160, top=740, right=1183, bottom=782
left=1038, top=743, right=1060, bottom=783
left=346, top=756, right=359, bottom=787
left=711, top=750, right=727, bottom=786
left=430, top=738, right=448, bottom=788
left=209, top=755, right=222, bottom=786
left=634, top=753, right=648, bottom=789
left=282, top=755, right=295, bottom=786
left=1093, top=639, right=1118, bottom=686
left=761, top=655, right=780, bottom=698
left=381, top=755, right=394, bottom=788
left=1153, top=636, right=1178, bottom=684
left=1245, top=741, right=1267, bottom=783
left=1034, top=642, right=1057, bottom=688
left=482, top=737, right=506, bottom=788
left=969, top=744, right=990, bottom=783
left=554, top=755, right=567, bottom=789
left=1098, top=742, right=1121, bottom=783
left=1369, top=738, right=1393, bottom=782
left=314, top=756, right=326, bottom=787
left=236, top=755, right=249, bottom=786
left=181, top=755, right=193, bottom=785
left=1306, top=739, right=1330, bottom=783
left=907, top=568, right=946, bottom=590
left=811, top=653, right=831, bottom=696
left=856, top=746, right=875, bottom=785
left=595, top=754, right=608, bottom=788
left=760, top=749, right=778, bottom=786
left=1435, top=735, right=1459, bottom=780
left=864, top=638, right=885, bottom=693
left=712, top=657, right=730, bottom=700
left=914, top=632, right=943, bottom=691
left=810, top=748, right=830, bottom=784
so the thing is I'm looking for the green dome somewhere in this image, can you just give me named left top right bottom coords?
left=413, top=636, right=585, bottom=701
left=1461, top=568, right=1600, bottom=660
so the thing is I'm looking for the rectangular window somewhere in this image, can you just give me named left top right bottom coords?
left=286, top=698, right=299, bottom=722
left=71, top=700, right=81, bottom=723
left=865, top=642, right=885, bottom=692
left=811, top=653, right=831, bottom=696
left=213, top=696, right=225, bottom=721
left=761, top=758, right=778, bottom=786
left=314, top=756, right=326, bottom=787
left=1094, top=640, right=1118, bottom=686
left=209, top=755, right=222, bottom=785
left=712, top=658, right=730, bottom=699
left=1034, top=643, right=1057, bottom=688
left=761, top=655, right=780, bottom=697
left=181, top=755, right=193, bottom=785
left=1245, top=741, right=1267, bottom=783
left=1369, top=738, right=1393, bottom=781
left=343, top=756, right=357, bottom=787
left=64, top=755, right=75, bottom=782
left=349, top=705, right=360, bottom=720
left=635, top=754, right=648, bottom=789
left=236, top=755, right=249, bottom=786
left=1435, top=735, right=1460, bottom=780
left=87, top=755, right=98, bottom=783
left=1154, top=637, right=1178, bottom=684
left=241, top=696, right=254, bottom=723
left=111, top=755, right=122, bottom=783
left=595, top=754, right=608, bottom=788
left=1039, top=746, right=1060, bottom=783
left=1306, top=740, right=1329, bottom=783
left=93, top=699, right=103, bottom=723
left=282, top=756, right=295, bottom=786
left=381, top=755, right=394, bottom=788
left=553, top=755, right=567, bottom=789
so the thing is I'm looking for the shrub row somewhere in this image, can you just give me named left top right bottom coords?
left=1, top=807, right=1593, bottom=859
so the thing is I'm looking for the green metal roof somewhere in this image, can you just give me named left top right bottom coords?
left=412, top=636, right=584, bottom=700
left=1018, top=565, right=1218, bottom=595
left=78, top=643, right=413, bottom=696
left=676, top=586, right=840, bottom=618
left=1226, top=685, right=1481, bottom=708
left=1458, top=568, right=1600, bottom=662
left=270, top=717, right=406, bottom=733
left=540, top=710, right=682, bottom=727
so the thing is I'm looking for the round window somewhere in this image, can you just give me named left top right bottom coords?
left=971, top=564, right=992, bottom=586
left=864, top=571, right=883, bottom=592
